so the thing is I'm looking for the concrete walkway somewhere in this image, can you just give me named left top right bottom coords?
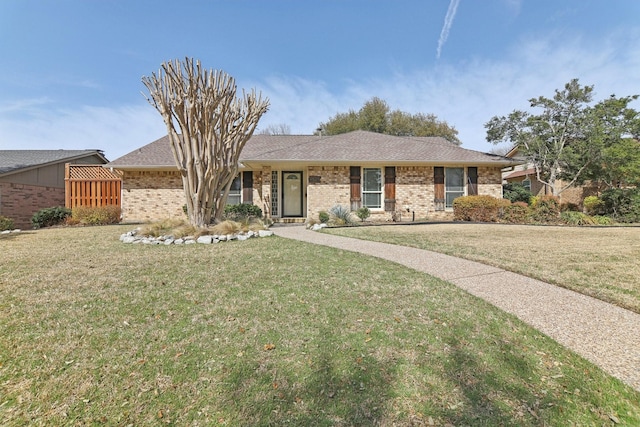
left=273, top=225, right=640, bottom=392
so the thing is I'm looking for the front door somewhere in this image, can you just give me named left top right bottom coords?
left=282, top=171, right=303, bottom=217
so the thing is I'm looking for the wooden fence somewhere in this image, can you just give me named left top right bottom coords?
left=65, top=164, right=122, bottom=208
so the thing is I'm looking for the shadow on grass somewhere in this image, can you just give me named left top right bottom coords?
left=221, top=327, right=395, bottom=426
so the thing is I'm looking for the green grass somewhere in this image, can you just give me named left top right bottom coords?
left=324, top=223, right=640, bottom=314
left=1, top=225, right=639, bottom=425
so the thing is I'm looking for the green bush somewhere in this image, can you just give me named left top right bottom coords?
left=355, top=207, right=371, bottom=222
left=453, top=195, right=507, bottom=222
left=560, top=202, right=580, bottom=212
left=31, top=206, right=71, bottom=229
left=528, top=195, right=561, bottom=224
left=501, top=202, right=529, bottom=224
left=560, top=211, right=595, bottom=226
left=329, top=204, right=354, bottom=225
left=0, top=216, right=14, bottom=231
left=318, top=211, right=330, bottom=224
left=592, top=215, right=614, bottom=225
left=224, top=204, right=263, bottom=221
left=600, top=188, right=640, bottom=223
left=583, top=196, right=604, bottom=215
left=503, top=182, right=533, bottom=204
left=71, top=206, right=121, bottom=225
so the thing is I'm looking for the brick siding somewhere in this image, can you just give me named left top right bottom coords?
left=0, top=182, right=65, bottom=229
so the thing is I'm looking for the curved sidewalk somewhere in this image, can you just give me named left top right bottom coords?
left=273, top=225, right=640, bottom=392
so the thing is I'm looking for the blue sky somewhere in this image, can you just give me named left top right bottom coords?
left=1, top=0, right=639, bottom=160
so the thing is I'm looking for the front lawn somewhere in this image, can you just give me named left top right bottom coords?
left=324, top=223, right=640, bottom=314
left=1, top=225, right=639, bottom=425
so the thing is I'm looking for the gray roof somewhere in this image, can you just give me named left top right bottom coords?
left=0, top=150, right=108, bottom=176
left=107, top=130, right=520, bottom=168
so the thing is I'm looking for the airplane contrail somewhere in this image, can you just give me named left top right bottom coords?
left=436, top=0, right=461, bottom=59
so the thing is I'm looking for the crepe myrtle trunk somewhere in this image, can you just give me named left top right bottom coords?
left=142, top=58, right=269, bottom=227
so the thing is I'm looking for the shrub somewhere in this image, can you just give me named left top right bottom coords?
left=583, top=196, right=604, bottom=215
left=560, top=202, right=580, bottom=212
left=599, top=188, right=640, bottom=223
left=0, top=216, right=14, bottom=231
left=318, top=211, right=330, bottom=224
left=329, top=204, right=355, bottom=225
left=503, top=182, right=533, bottom=204
left=224, top=204, right=262, bottom=221
left=501, top=202, right=529, bottom=224
left=453, top=195, right=506, bottom=222
left=528, top=195, right=561, bottom=224
left=71, top=205, right=121, bottom=226
left=592, top=215, right=614, bottom=225
left=560, top=211, right=595, bottom=226
left=31, top=206, right=71, bottom=229
left=355, top=207, right=371, bottom=222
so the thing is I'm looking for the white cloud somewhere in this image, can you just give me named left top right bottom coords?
left=437, top=0, right=461, bottom=59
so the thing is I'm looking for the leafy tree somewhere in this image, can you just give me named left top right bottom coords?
left=318, top=97, right=460, bottom=144
left=485, top=79, right=639, bottom=195
left=143, top=58, right=269, bottom=227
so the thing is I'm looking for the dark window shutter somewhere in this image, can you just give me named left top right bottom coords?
left=467, top=167, right=478, bottom=196
left=434, top=167, right=445, bottom=211
left=242, top=171, right=253, bottom=203
left=350, top=166, right=361, bottom=210
left=384, top=166, right=396, bottom=212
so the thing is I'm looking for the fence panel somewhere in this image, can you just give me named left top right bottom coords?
left=65, top=164, right=122, bottom=208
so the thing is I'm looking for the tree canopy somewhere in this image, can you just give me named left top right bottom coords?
left=317, top=97, right=461, bottom=145
left=485, top=79, right=640, bottom=195
left=142, top=58, right=269, bottom=227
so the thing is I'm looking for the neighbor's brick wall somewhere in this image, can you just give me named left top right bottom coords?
left=121, top=171, right=185, bottom=223
left=0, top=182, right=65, bottom=229
left=306, top=166, right=350, bottom=221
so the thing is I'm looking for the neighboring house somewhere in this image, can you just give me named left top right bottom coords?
left=502, top=147, right=601, bottom=206
left=107, top=130, right=521, bottom=223
left=0, top=150, right=108, bottom=229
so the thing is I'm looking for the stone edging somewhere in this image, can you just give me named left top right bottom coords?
left=120, top=228, right=274, bottom=245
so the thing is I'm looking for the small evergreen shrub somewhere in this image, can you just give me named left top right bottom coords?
left=453, top=195, right=506, bottom=222
left=560, top=202, right=580, bottom=212
left=503, top=182, right=533, bottom=204
left=71, top=206, right=121, bottom=225
left=318, top=211, right=330, bottom=224
left=329, top=204, right=354, bottom=225
left=31, top=206, right=71, bottom=229
left=355, top=207, right=371, bottom=222
left=0, top=216, right=14, bottom=231
left=583, top=196, right=604, bottom=215
left=501, top=202, right=529, bottom=224
left=528, top=195, right=561, bottom=224
left=224, top=204, right=262, bottom=221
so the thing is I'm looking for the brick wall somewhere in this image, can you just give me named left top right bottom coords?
left=121, top=171, right=185, bottom=223
left=306, top=166, right=350, bottom=220
left=0, top=182, right=65, bottom=229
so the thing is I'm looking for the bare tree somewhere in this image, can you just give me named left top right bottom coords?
left=142, top=58, right=269, bottom=227
left=258, top=123, right=291, bottom=135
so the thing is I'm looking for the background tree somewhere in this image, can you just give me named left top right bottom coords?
left=317, top=97, right=461, bottom=144
left=258, top=123, right=291, bottom=135
left=485, top=79, right=639, bottom=195
left=143, top=58, right=269, bottom=227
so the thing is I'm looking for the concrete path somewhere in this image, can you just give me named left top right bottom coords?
left=273, top=225, right=640, bottom=392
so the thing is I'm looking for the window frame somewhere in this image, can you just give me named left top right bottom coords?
left=362, top=167, right=383, bottom=210
left=445, top=167, right=465, bottom=209
left=226, top=174, right=242, bottom=206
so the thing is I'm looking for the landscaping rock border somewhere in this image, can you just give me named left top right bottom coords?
left=120, top=228, right=273, bottom=245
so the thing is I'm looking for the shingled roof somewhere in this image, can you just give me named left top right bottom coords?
left=0, top=150, right=108, bottom=176
left=107, top=130, right=519, bottom=168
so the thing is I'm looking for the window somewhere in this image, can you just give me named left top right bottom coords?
left=445, top=167, right=464, bottom=208
left=362, top=168, right=382, bottom=209
left=227, top=175, right=242, bottom=205
left=522, top=177, right=531, bottom=191
left=271, top=170, right=279, bottom=216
